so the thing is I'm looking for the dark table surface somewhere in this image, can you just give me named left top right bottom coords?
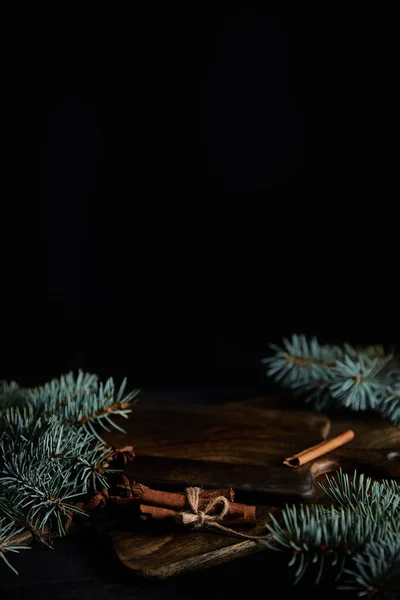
left=0, top=386, right=367, bottom=600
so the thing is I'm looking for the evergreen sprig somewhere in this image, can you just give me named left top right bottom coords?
left=379, top=387, right=400, bottom=427
left=263, top=334, right=400, bottom=426
left=1, top=371, right=140, bottom=440
left=0, top=370, right=139, bottom=574
left=0, top=452, right=87, bottom=536
left=318, top=469, right=400, bottom=518
left=342, top=532, right=400, bottom=597
left=0, top=518, right=31, bottom=575
left=267, top=470, right=400, bottom=597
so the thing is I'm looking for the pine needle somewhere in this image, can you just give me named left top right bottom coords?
left=0, top=370, right=139, bottom=574
left=263, top=334, right=400, bottom=427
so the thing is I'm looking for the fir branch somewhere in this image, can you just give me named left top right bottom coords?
left=263, top=334, right=400, bottom=426
left=70, top=439, right=117, bottom=493
left=0, top=370, right=139, bottom=574
left=266, top=503, right=394, bottom=585
left=318, top=469, right=373, bottom=508
left=342, top=343, right=393, bottom=363
left=0, top=381, right=26, bottom=410
left=378, top=385, right=400, bottom=427
left=72, top=378, right=139, bottom=437
left=330, top=356, right=385, bottom=411
left=261, top=334, right=339, bottom=387
left=266, top=471, right=400, bottom=593
left=341, top=532, right=400, bottom=598
left=0, top=495, right=25, bottom=525
left=27, top=370, right=99, bottom=411
left=0, top=451, right=87, bottom=537
left=0, top=403, right=37, bottom=436
left=0, top=518, right=30, bottom=575
left=294, top=381, right=334, bottom=411
left=1, top=420, right=116, bottom=496
left=26, top=372, right=139, bottom=440
left=1, top=371, right=140, bottom=440
left=318, top=470, right=400, bottom=519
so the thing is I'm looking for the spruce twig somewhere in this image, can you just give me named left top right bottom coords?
left=263, top=334, right=400, bottom=426
left=0, top=370, right=139, bottom=574
left=0, top=518, right=31, bottom=575
left=341, top=532, right=400, bottom=598
left=266, top=471, right=400, bottom=597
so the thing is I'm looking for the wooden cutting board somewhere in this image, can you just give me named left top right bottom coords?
left=100, top=398, right=400, bottom=578
left=108, top=400, right=333, bottom=503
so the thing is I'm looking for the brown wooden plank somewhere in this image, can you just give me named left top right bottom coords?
left=107, top=401, right=331, bottom=473
left=108, top=400, right=399, bottom=501
left=247, top=396, right=400, bottom=450
left=124, top=454, right=318, bottom=505
left=100, top=505, right=278, bottom=579
left=102, top=398, right=399, bottom=579
left=102, top=401, right=329, bottom=577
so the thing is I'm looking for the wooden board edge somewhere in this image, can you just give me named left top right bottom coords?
left=128, top=535, right=273, bottom=580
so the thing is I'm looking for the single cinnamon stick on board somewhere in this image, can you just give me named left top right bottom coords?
left=139, top=504, right=257, bottom=525
left=283, top=429, right=355, bottom=468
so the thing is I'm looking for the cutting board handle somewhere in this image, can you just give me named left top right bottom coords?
left=309, top=448, right=400, bottom=480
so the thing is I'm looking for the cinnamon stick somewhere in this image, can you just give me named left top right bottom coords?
left=132, top=483, right=234, bottom=503
left=140, top=505, right=178, bottom=521
left=139, top=504, right=256, bottom=526
left=225, top=504, right=256, bottom=526
left=283, top=429, right=355, bottom=468
left=127, top=484, right=243, bottom=518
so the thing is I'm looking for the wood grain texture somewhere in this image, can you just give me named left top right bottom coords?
left=100, top=401, right=331, bottom=577
left=106, top=401, right=335, bottom=505
left=102, top=399, right=398, bottom=579
left=246, top=396, right=400, bottom=450
left=107, top=400, right=399, bottom=501
left=102, top=505, right=278, bottom=579
left=108, top=401, right=331, bottom=466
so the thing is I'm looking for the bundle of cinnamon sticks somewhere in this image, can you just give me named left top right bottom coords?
left=110, top=481, right=257, bottom=526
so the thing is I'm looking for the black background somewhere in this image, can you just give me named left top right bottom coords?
left=1, top=6, right=398, bottom=390
left=0, top=7, right=399, bottom=598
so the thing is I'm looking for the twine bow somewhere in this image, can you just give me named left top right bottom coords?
left=176, top=487, right=230, bottom=529
left=176, top=487, right=271, bottom=543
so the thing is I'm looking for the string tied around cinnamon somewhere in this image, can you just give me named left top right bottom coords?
left=176, top=487, right=271, bottom=543
left=176, top=487, right=230, bottom=529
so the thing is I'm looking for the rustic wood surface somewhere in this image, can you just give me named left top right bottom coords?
left=100, top=505, right=279, bottom=580
left=119, top=401, right=334, bottom=505
left=102, top=398, right=399, bottom=579
left=2, top=390, right=399, bottom=599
